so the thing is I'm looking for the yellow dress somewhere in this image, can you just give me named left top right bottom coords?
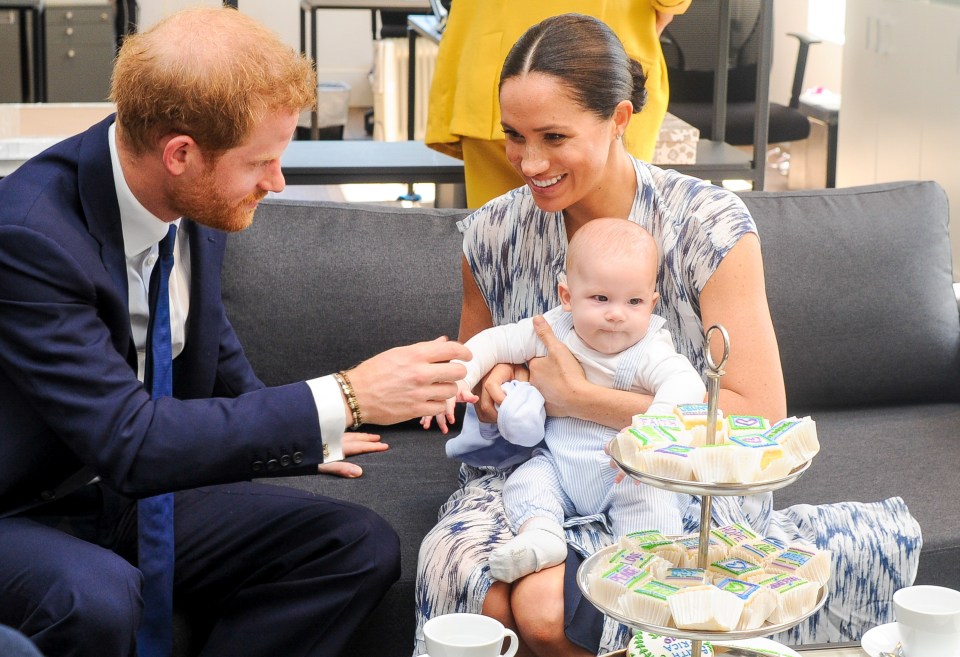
left=425, top=0, right=692, bottom=207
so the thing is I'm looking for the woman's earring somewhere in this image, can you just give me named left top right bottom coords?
left=616, top=133, right=623, bottom=141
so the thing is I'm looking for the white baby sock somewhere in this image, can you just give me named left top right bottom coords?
left=488, top=519, right=567, bottom=583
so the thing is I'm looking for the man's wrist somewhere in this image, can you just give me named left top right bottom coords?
left=333, top=370, right=363, bottom=430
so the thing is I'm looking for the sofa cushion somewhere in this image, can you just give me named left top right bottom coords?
left=222, top=199, right=471, bottom=385
left=773, top=402, right=960, bottom=591
left=740, top=181, right=960, bottom=410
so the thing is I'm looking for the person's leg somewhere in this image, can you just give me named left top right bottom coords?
left=0, top=517, right=141, bottom=657
left=169, top=482, right=400, bottom=657
left=606, top=481, right=686, bottom=539
left=460, top=137, right=524, bottom=208
left=491, top=456, right=571, bottom=583
left=510, top=564, right=592, bottom=657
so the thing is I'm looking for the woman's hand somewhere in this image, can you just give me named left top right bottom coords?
left=317, top=431, right=389, bottom=478
left=474, top=362, right=528, bottom=423
left=654, top=10, right=675, bottom=37
left=527, top=316, right=586, bottom=418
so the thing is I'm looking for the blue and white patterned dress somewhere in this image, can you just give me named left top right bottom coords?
left=413, top=158, right=922, bottom=655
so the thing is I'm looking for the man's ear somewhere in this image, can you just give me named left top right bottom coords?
left=161, top=134, right=198, bottom=176
left=558, top=281, right=573, bottom=312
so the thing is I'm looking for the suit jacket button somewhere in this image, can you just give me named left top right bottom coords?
left=266, top=459, right=280, bottom=471
left=293, top=452, right=303, bottom=464
left=280, top=455, right=291, bottom=467
left=252, top=461, right=264, bottom=472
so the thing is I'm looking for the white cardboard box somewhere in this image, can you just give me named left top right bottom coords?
left=652, top=112, right=700, bottom=166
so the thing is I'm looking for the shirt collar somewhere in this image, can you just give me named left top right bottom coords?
left=109, top=122, right=181, bottom=257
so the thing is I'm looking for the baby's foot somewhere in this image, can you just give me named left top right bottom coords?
left=488, top=528, right=567, bottom=583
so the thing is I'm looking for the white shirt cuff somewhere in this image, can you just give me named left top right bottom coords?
left=306, top=376, right=345, bottom=462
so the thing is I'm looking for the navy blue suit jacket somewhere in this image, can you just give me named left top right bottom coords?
left=0, top=116, right=325, bottom=513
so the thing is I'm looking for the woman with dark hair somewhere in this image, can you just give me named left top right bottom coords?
left=424, top=1, right=689, bottom=209
left=414, top=13, right=920, bottom=657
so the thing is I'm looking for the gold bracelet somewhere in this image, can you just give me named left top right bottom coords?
left=334, top=371, right=363, bottom=430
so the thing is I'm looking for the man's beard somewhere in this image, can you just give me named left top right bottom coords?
left=170, top=166, right=267, bottom=233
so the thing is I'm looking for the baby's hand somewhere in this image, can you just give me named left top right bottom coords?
left=420, top=381, right=478, bottom=434
left=455, top=379, right=480, bottom=405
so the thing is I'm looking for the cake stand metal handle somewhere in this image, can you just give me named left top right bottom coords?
left=694, top=324, right=730, bottom=657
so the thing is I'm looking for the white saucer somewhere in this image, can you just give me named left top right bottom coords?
left=861, top=622, right=899, bottom=657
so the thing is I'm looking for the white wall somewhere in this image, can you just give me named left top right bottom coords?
left=771, top=0, right=844, bottom=105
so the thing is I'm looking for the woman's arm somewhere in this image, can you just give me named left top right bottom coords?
left=527, top=317, right=655, bottom=429
left=458, top=255, right=494, bottom=342
left=699, top=233, right=787, bottom=421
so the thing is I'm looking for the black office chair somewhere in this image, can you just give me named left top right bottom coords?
left=661, top=0, right=819, bottom=148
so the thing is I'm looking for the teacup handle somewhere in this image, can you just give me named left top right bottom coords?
left=500, top=628, right=519, bottom=657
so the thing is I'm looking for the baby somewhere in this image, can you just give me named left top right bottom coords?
left=424, top=218, right=706, bottom=583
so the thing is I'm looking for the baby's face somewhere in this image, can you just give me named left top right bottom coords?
left=559, top=255, right=659, bottom=355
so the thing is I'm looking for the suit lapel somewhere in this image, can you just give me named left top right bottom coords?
left=77, top=116, right=137, bottom=370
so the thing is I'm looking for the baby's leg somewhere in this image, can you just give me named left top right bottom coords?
left=607, top=480, right=687, bottom=539
left=490, top=454, right=572, bottom=583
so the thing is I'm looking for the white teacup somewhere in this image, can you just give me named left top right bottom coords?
left=423, top=613, right=518, bottom=657
left=894, top=585, right=960, bottom=657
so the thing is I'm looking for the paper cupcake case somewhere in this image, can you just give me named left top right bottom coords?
left=576, top=543, right=828, bottom=642
left=607, top=438, right=813, bottom=496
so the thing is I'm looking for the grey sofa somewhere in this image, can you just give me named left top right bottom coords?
left=213, top=180, right=959, bottom=657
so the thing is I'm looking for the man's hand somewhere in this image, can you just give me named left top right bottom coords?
left=528, top=315, right=586, bottom=417
left=346, top=337, right=471, bottom=426
left=317, top=431, right=388, bottom=478
left=421, top=380, right=479, bottom=434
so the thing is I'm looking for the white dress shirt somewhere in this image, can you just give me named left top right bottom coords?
left=108, top=123, right=343, bottom=461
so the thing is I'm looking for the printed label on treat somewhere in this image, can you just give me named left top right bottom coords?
left=626, top=530, right=674, bottom=549
left=710, top=558, right=762, bottom=577
left=771, top=547, right=815, bottom=571
left=727, top=415, right=770, bottom=432
left=633, top=580, right=681, bottom=601
left=626, top=426, right=677, bottom=448
left=716, top=577, right=763, bottom=600
left=600, top=563, right=648, bottom=588
left=764, top=418, right=802, bottom=441
left=674, top=403, right=708, bottom=418
left=729, top=433, right=779, bottom=449
left=761, top=574, right=811, bottom=593
left=610, top=549, right=661, bottom=570
left=632, top=415, right=684, bottom=432
left=630, top=632, right=712, bottom=657
left=740, top=541, right=782, bottom=561
left=710, top=523, right=759, bottom=547
left=664, top=568, right=706, bottom=586
left=654, top=444, right=695, bottom=458
left=677, top=535, right=719, bottom=550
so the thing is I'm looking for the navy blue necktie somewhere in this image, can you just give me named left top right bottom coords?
left=138, top=224, right=177, bottom=657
